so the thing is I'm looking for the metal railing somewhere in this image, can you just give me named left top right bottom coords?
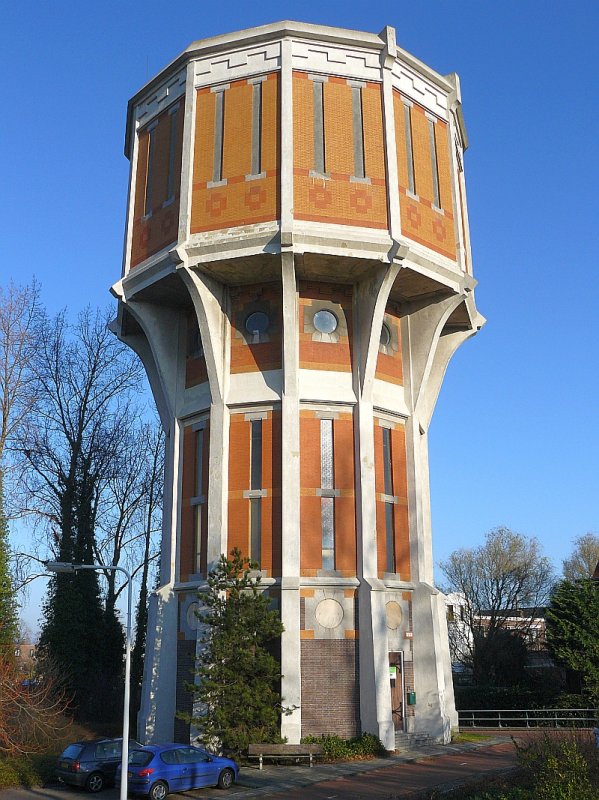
left=459, top=708, right=598, bottom=729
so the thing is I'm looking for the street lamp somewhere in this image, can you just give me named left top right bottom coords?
left=45, top=561, right=133, bottom=800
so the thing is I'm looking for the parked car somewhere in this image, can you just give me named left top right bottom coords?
left=56, top=738, right=143, bottom=792
left=117, top=744, right=239, bottom=799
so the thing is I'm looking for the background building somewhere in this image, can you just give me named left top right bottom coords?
left=112, top=21, right=483, bottom=750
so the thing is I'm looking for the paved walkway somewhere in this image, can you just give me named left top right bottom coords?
left=0, top=737, right=521, bottom=800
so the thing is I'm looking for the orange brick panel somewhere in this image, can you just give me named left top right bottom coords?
left=362, top=84, right=386, bottom=182
left=193, top=90, right=216, bottom=185
left=131, top=205, right=179, bottom=267
left=179, top=425, right=196, bottom=582
left=375, top=311, right=403, bottom=385
left=228, top=498, right=249, bottom=558
left=323, top=80, right=354, bottom=176
left=186, top=356, right=208, bottom=387
left=411, top=105, right=433, bottom=203
left=393, top=91, right=409, bottom=189
left=261, top=495, right=273, bottom=575
left=373, top=423, right=385, bottom=495
left=434, top=120, right=453, bottom=213
left=334, top=496, right=356, bottom=574
left=191, top=174, right=278, bottom=232
left=230, top=338, right=281, bottom=373
left=133, top=130, right=149, bottom=223
left=261, top=73, right=279, bottom=175
left=150, top=114, right=170, bottom=213
left=300, top=415, right=322, bottom=490
left=270, top=411, right=282, bottom=576
left=393, top=502, right=411, bottom=579
left=301, top=495, right=322, bottom=572
left=228, top=415, right=250, bottom=491
left=293, top=72, right=314, bottom=171
left=223, top=81, right=252, bottom=180
left=399, top=193, right=457, bottom=261
left=294, top=174, right=388, bottom=229
left=375, top=500, right=387, bottom=576
left=390, top=425, right=407, bottom=497
left=333, top=418, right=355, bottom=490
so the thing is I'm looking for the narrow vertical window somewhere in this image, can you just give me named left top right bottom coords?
left=212, top=89, right=225, bottom=183
left=249, top=419, right=262, bottom=564
left=193, top=427, right=206, bottom=574
left=351, top=84, right=366, bottom=180
left=251, top=80, right=263, bottom=176
left=428, top=117, right=441, bottom=208
left=165, top=105, right=179, bottom=202
left=320, top=418, right=335, bottom=570
left=144, top=124, right=157, bottom=217
left=312, top=79, right=326, bottom=175
left=382, top=427, right=395, bottom=573
left=403, top=103, right=415, bottom=195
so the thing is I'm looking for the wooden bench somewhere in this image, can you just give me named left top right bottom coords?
left=247, top=743, right=323, bottom=769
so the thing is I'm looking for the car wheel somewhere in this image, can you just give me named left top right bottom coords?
left=149, top=780, right=168, bottom=800
left=217, top=768, right=234, bottom=790
left=86, top=772, right=104, bottom=793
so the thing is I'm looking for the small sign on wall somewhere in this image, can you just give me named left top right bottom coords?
left=389, top=665, right=397, bottom=680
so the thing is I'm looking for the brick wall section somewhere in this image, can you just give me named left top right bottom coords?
left=131, top=99, right=184, bottom=267
left=299, top=282, right=353, bottom=372
left=300, top=412, right=322, bottom=573
left=301, top=640, right=360, bottom=738
left=191, top=74, right=279, bottom=233
left=180, top=422, right=210, bottom=581
left=403, top=658, right=415, bottom=718
left=293, top=72, right=387, bottom=229
left=230, top=283, right=282, bottom=374
left=185, top=312, right=208, bottom=388
left=333, top=414, right=356, bottom=574
left=374, top=422, right=411, bottom=579
left=228, top=414, right=251, bottom=557
left=375, top=304, right=403, bottom=385
left=393, top=90, right=457, bottom=261
left=174, top=638, right=195, bottom=741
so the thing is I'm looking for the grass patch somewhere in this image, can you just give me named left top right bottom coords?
left=452, top=731, right=496, bottom=744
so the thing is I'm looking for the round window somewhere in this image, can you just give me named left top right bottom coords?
left=245, top=311, right=269, bottom=336
left=313, top=309, right=338, bottom=334
left=380, top=322, right=391, bottom=347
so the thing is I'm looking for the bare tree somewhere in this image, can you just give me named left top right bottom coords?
left=0, top=655, right=71, bottom=755
left=440, top=527, right=555, bottom=685
left=562, top=533, right=599, bottom=582
left=0, top=279, right=41, bottom=464
left=17, top=306, right=145, bottom=719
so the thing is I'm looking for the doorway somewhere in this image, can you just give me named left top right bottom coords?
left=389, top=651, right=405, bottom=731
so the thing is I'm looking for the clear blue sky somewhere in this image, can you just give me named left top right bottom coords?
left=2, top=1, right=598, bottom=629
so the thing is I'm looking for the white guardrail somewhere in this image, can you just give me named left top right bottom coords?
left=458, top=709, right=598, bottom=729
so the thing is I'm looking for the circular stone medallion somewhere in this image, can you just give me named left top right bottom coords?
left=315, top=598, right=344, bottom=629
left=385, top=601, right=403, bottom=630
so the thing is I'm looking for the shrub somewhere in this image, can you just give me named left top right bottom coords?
left=516, top=732, right=598, bottom=800
left=301, top=732, right=386, bottom=760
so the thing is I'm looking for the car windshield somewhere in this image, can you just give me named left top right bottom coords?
left=129, top=751, right=153, bottom=766
left=60, top=744, right=83, bottom=760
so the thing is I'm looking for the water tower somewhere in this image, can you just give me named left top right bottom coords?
left=112, top=21, right=483, bottom=749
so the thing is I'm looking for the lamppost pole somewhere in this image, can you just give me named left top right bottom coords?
left=45, top=562, right=133, bottom=800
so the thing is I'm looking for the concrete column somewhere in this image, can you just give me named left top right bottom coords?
left=138, top=421, right=180, bottom=743
left=279, top=251, right=302, bottom=743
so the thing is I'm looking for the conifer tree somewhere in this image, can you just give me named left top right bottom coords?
left=189, top=549, right=287, bottom=754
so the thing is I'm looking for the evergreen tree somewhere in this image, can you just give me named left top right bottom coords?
left=546, top=578, right=599, bottom=702
left=0, top=471, right=18, bottom=661
left=188, top=549, right=287, bottom=755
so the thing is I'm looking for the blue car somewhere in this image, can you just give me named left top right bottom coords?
left=117, top=744, right=239, bottom=799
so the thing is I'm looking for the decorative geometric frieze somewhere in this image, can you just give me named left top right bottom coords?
left=292, top=38, right=381, bottom=82
left=136, top=69, right=187, bottom=126
left=392, top=61, right=448, bottom=119
left=194, top=42, right=281, bottom=87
